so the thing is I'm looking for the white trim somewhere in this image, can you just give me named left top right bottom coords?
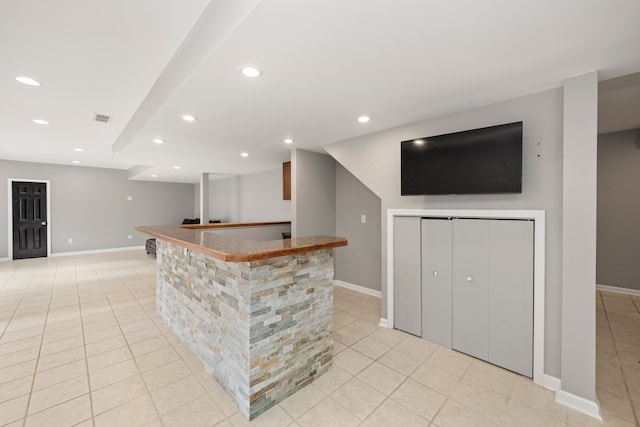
left=378, top=318, right=390, bottom=328
left=543, top=375, right=561, bottom=391
left=556, top=390, right=602, bottom=420
left=387, top=209, right=546, bottom=387
left=596, top=284, right=640, bottom=296
left=7, top=179, right=52, bottom=260
left=334, top=279, right=382, bottom=298
left=0, top=257, right=8, bottom=262
left=49, top=246, right=145, bottom=257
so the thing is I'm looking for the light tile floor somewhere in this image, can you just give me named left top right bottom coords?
left=0, top=250, right=638, bottom=426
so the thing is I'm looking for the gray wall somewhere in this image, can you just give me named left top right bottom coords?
left=209, top=177, right=236, bottom=222
left=292, top=150, right=336, bottom=237
left=597, top=128, right=640, bottom=290
left=324, top=88, right=564, bottom=377
left=194, top=183, right=200, bottom=218
left=200, top=173, right=210, bottom=225
left=1, top=159, right=195, bottom=257
left=205, top=168, right=291, bottom=223
left=335, top=163, right=382, bottom=292
left=560, top=72, right=598, bottom=403
left=236, top=168, right=291, bottom=223
left=204, top=224, right=291, bottom=241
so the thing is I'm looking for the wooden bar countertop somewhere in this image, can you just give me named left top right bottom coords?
left=135, top=222, right=347, bottom=262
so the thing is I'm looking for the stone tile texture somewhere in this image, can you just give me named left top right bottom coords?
left=156, top=240, right=334, bottom=419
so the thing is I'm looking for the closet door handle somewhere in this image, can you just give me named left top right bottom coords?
left=466, top=276, right=473, bottom=283
left=432, top=271, right=438, bottom=276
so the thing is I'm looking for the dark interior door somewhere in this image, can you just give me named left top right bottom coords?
left=12, top=181, right=48, bottom=259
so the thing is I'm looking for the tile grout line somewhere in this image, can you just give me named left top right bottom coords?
left=599, top=291, right=639, bottom=426
left=139, top=255, right=238, bottom=424
left=16, top=256, right=136, bottom=424
left=337, top=294, right=545, bottom=426
left=13, top=255, right=640, bottom=427
left=340, top=329, right=452, bottom=425
left=288, top=335, right=390, bottom=424
left=621, top=293, right=640, bottom=425
left=75, top=256, right=98, bottom=427
left=422, top=352, right=476, bottom=427
left=95, top=262, right=167, bottom=427
left=135, top=259, right=224, bottom=425
left=148, top=301, right=233, bottom=423
left=0, top=256, right=132, bottom=424
left=0, top=267, right=37, bottom=343
left=339, top=306, right=435, bottom=423
left=20, top=258, right=94, bottom=425
left=20, top=259, right=56, bottom=427
left=229, top=289, right=381, bottom=424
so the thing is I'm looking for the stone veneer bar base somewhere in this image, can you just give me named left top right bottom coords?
left=155, top=239, right=334, bottom=419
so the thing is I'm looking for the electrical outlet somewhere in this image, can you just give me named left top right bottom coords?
left=361, top=214, right=367, bottom=224
left=68, top=238, right=73, bottom=244
left=127, top=235, right=133, bottom=240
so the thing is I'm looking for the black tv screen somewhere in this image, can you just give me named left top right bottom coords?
left=401, top=121, right=523, bottom=195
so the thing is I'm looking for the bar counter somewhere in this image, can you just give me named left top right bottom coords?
left=136, top=222, right=347, bottom=419
left=136, top=222, right=346, bottom=261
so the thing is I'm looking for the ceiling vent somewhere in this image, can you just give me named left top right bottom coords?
left=93, top=113, right=111, bottom=123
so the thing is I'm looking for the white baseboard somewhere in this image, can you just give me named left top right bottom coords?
left=378, top=318, right=390, bottom=328
left=49, top=246, right=145, bottom=257
left=0, top=257, right=8, bottom=262
left=543, top=375, right=561, bottom=391
left=596, top=284, right=640, bottom=296
left=334, top=280, right=382, bottom=298
left=555, top=390, right=601, bottom=420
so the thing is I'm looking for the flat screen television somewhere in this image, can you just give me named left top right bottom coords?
left=401, top=121, right=523, bottom=195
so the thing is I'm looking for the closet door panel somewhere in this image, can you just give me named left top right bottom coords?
left=452, top=219, right=489, bottom=360
left=394, top=216, right=422, bottom=336
left=489, top=219, right=534, bottom=377
left=421, top=218, right=453, bottom=347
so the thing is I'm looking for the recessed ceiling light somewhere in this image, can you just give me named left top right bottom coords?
left=241, top=67, right=261, bottom=78
left=151, top=174, right=159, bottom=178
left=74, top=148, right=84, bottom=152
left=173, top=166, right=182, bottom=170
left=414, top=139, right=425, bottom=146
left=182, top=114, right=197, bottom=122
left=153, top=138, right=165, bottom=144
left=16, top=76, right=40, bottom=86
left=284, top=138, right=294, bottom=144
left=72, top=160, right=80, bottom=164
left=357, top=115, right=370, bottom=123
left=33, top=119, right=49, bottom=125
left=241, top=152, right=249, bottom=157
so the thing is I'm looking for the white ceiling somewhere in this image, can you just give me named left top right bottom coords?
left=2, top=0, right=640, bottom=183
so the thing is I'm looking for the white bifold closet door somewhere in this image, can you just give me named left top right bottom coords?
left=452, top=219, right=491, bottom=361
left=395, top=216, right=533, bottom=378
left=487, top=219, right=533, bottom=377
left=393, top=216, right=422, bottom=336
left=421, top=218, right=453, bottom=348
left=451, top=218, right=533, bottom=377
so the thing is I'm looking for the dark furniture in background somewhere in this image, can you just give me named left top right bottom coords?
left=145, top=238, right=157, bottom=258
